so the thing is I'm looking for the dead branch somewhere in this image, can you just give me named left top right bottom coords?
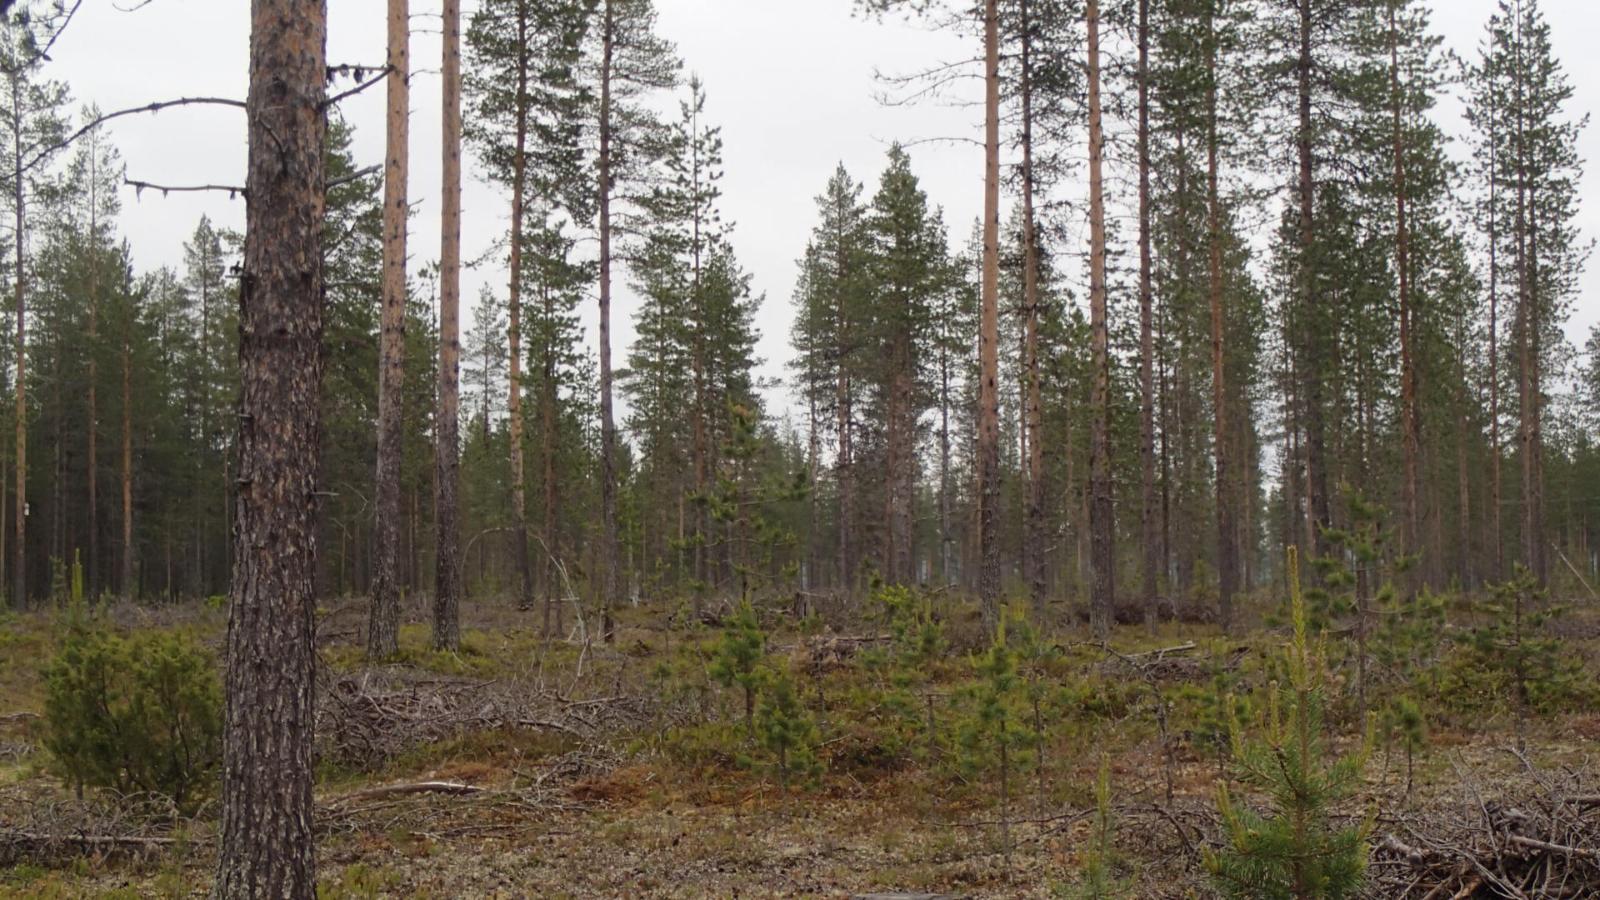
left=320, top=65, right=394, bottom=111
left=327, top=781, right=483, bottom=804
left=126, top=177, right=246, bottom=199
left=27, top=96, right=245, bottom=173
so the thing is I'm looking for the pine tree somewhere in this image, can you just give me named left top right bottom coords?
left=863, top=145, right=951, bottom=586
left=465, top=0, right=590, bottom=614
left=589, top=0, right=678, bottom=637
left=790, top=164, right=872, bottom=596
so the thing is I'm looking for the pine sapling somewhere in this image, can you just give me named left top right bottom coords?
left=1380, top=695, right=1425, bottom=803
left=1206, top=546, right=1371, bottom=900
left=754, top=664, right=822, bottom=792
left=709, top=600, right=766, bottom=739
left=957, top=611, right=1039, bottom=861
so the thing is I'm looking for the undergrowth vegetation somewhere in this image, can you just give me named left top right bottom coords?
left=3, top=553, right=1599, bottom=896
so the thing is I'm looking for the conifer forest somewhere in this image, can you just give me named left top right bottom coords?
left=5, top=0, right=1600, bottom=896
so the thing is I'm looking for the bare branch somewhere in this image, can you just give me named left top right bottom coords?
left=27, top=97, right=245, bottom=173
left=328, top=164, right=382, bottom=191
left=320, top=65, right=393, bottom=111
left=126, top=177, right=246, bottom=199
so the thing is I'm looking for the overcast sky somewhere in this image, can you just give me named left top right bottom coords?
left=43, top=0, right=1600, bottom=425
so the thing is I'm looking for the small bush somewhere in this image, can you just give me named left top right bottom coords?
left=42, top=622, right=223, bottom=812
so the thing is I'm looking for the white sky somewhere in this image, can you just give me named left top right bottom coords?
left=43, top=0, right=1600, bottom=424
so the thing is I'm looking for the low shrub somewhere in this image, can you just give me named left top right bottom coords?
left=42, top=620, right=223, bottom=812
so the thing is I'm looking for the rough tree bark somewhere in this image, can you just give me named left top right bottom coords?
left=369, top=0, right=409, bottom=659
left=215, top=0, right=326, bottom=894
left=1087, top=0, right=1115, bottom=639
left=434, top=0, right=463, bottom=651
left=976, top=0, right=1002, bottom=628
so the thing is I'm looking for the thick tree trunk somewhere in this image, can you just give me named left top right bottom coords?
left=597, top=0, right=621, bottom=641
left=1086, top=0, right=1114, bottom=639
left=369, top=0, right=409, bottom=659
left=1136, top=0, right=1157, bottom=628
left=976, top=0, right=1002, bottom=628
left=215, top=1, right=326, bottom=894
left=1019, top=0, right=1046, bottom=613
left=434, top=0, right=463, bottom=651
left=1206, top=16, right=1236, bottom=634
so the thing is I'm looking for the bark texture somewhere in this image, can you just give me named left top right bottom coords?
left=215, top=1, right=326, bottom=894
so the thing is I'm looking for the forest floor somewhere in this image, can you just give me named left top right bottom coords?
left=2, top=592, right=1600, bottom=898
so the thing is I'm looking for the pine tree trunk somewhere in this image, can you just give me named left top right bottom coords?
left=120, top=335, right=132, bottom=600
left=976, top=0, right=1002, bottom=628
left=1391, top=4, right=1419, bottom=572
left=1019, top=0, right=1046, bottom=613
left=939, top=349, right=952, bottom=586
left=1206, top=16, right=1236, bottom=634
left=1136, top=0, right=1157, bottom=628
left=1086, top=0, right=1114, bottom=639
left=1295, top=0, right=1329, bottom=558
left=506, top=5, right=534, bottom=614
left=86, top=149, right=99, bottom=599
left=597, top=0, right=622, bottom=640
left=541, top=286, right=558, bottom=638
left=369, top=0, right=409, bottom=659
left=1512, top=13, right=1537, bottom=582
left=434, top=0, right=462, bottom=651
left=834, top=201, right=855, bottom=598
left=1488, top=91, right=1503, bottom=584
left=12, top=71, right=25, bottom=608
left=215, top=2, right=326, bottom=893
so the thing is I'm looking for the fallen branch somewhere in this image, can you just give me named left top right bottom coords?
left=327, top=780, right=483, bottom=804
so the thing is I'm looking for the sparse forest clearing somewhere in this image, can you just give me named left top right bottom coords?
left=0, top=0, right=1598, bottom=896
left=4, top=583, right=1600, bottom=897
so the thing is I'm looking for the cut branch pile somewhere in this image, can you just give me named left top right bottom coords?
left=1370, top=759, right=1600, bottom=898
left=317, top=671, right=662, bottom=769
left=0, top=791, right=195, bottom=866
left=1096, top=641, right=1248, bottom=684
